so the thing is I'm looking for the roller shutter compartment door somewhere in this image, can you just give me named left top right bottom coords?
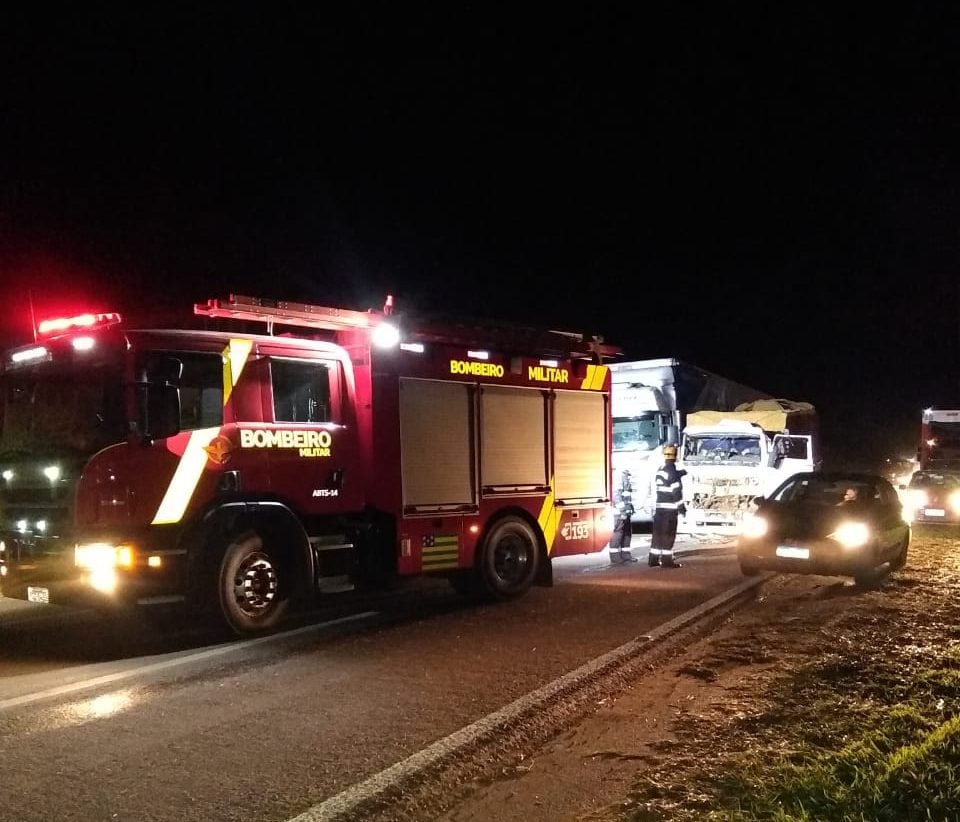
left=480, top=386, right=548, bottom=490
left=554, top=391, right=608, bottom=502
left=399, top=378, right=476, bottom=509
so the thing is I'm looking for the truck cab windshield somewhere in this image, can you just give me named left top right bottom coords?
left=612, top=416, right=659, bottom=452
left=682, top=434, right=763, bottom=466
left=0, top=365, right=126, bottom=458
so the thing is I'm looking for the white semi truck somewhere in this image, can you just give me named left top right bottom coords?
left=610, top=359, right=769, bottom=522
left=679, top=399, right=819, bottom=535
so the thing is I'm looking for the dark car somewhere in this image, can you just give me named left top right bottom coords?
left=737, top=472, right=910, bottom=585
left=902, top=470, right=960, bottom=524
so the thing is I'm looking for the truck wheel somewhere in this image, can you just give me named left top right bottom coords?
left=475, top=516, right=540, bottom=600
left=218, top=531, right=290, bottom=635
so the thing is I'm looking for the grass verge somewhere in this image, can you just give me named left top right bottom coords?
left=623, top=573, right=960, bottom=821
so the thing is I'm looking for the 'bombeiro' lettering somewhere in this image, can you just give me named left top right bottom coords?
left=449, top=360, right=505, bottom=378
left=240, top=429, right=333, bottom=449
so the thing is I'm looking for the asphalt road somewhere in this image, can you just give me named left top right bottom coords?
left=0, top=537, right=738, bottom=822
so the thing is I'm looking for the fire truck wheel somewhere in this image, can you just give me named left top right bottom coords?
left=218, top=531, right=290, bottom=634
left=476, top=516, right=540, bottom=600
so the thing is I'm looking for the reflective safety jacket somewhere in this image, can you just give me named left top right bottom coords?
left=613, top=470, right=635, bottom=521
left=655, top=461, right=686, bottom=510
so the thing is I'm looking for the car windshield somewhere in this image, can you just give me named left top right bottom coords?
left=0, top=364, right=127, bottom=458
left=909, top=471, right=960, bottom=488
left=772, top=476, right=879, bottom=506
left=682, top=434, right=762, bottom=465
left=612, top=416, right=659, bottom=452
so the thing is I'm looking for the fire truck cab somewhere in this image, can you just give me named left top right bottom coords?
left=0, top=297, right=618, bottom=634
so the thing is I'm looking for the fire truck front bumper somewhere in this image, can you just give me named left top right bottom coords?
left=0, top=535, right=185, bottom=609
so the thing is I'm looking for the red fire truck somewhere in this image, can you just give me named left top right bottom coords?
left=0, top=296, right=618, bottom=634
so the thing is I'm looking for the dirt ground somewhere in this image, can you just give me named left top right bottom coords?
left=424, top=526, right=960, bottom=821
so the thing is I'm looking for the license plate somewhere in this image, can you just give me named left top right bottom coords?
left=776, top=546, right=810, bottom=560
left=27, top=586, right=50, bottom=604
left=924, top=508, right=946, bottom=517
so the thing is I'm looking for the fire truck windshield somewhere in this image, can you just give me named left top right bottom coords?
left=0, top=365, right=126, bottom=458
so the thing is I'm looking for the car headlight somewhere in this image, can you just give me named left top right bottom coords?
left=906, top=489, right=929, bottom=509
left=831, top=521, right=871, bottom=548
left=949, top=490, right=960, bottom=514
left=741, top=514, right=769, bottom=539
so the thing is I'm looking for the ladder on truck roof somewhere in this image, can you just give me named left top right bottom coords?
left=194, top=294, right=621, bottom=362
left=194, top=294, right=388, bottom=333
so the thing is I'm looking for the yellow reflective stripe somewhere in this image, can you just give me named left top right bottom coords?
left=579, top=364, right=608, bottom=390
left=151, top=427, right=221, bottom=525
left=537, top=477, right=559, bottom=554
left=222, top=339, right=253, bottom=405
left=589, top=364, right=608, bottom=390
left=580, top=364, right=596, bottom=390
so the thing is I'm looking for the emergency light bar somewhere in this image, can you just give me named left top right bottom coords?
left=37, top=312, right=122, bottom=338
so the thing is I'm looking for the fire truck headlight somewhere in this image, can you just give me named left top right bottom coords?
left=371, top=322, right=400, bottom=349
left=35, top=519, right=47, bottom=533
left=75, top=543, right=136, bottom=572
left=741, top=514, right=769, bottom=539
left=43, top=464, right=61, bottom=482
left=831, top=521, right=871, bottom=549
left=1, top=469, right=13, bottom=482
left=88, top=567, right=118, bottom=594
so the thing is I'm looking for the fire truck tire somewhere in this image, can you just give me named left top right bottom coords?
left=475, top=516, right=540, bottom=600
left=218, top=531, right=291, bottom=634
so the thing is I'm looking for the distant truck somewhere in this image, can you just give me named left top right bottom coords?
left=918, top=408, right=960, bottom=471
left=679, top=399, right=819, bottom=535
left=610, top=359, right=769, bottom=521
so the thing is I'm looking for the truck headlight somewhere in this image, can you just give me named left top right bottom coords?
left=75, top=543, right=136, bottom=595
left=75, top=543, right=135, bottom=571
left=831, top=521, right=871, bottom=548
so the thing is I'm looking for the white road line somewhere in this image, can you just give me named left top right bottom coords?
left=288, top=575, right=767, bottom=822
left=0, top=610, right=379, bottom=713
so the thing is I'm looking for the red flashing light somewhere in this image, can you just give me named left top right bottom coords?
left=37, top=312, right=122, bottom=338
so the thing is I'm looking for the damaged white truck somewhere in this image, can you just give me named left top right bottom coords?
left=610, top=359, right=769, bottom=522
left=679, top=399, right=819, bottom=535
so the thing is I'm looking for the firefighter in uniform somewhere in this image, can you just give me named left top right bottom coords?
left=650, top=444, right=687, bottom=568
left=610, top=468, right=638, bottom=563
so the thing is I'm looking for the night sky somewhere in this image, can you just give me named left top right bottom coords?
left=2, top=8, right=960, bottom=466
